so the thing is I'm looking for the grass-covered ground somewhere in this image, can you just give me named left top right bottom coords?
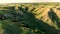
left=0, top=3, right=60, bottom=34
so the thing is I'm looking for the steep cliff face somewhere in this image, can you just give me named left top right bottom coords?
left=0, top=3, right=60, bottom=34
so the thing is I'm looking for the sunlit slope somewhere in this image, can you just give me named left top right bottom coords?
left=32, top=6, right=60, bottom=30
left=0, top=3, right=60, bottom=29
left=26, top=4, right=60, bottom=30
left=0, top=3, right=60, bottom=34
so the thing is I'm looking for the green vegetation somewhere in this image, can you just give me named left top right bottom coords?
left=0, top=3, right=60, bottom=34
left=0, top=6, right=45, bottom=34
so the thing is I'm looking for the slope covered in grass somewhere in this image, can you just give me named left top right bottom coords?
left=0, top=3, right=60, bottom=34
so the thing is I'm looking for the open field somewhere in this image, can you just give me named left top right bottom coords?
left=0, top=2, right=60, bottom=34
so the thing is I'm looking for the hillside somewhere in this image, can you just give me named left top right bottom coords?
left=0, top=3, right=60, bottom=34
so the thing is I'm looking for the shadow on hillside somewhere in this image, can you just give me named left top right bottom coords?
left=0, top=7, right=59, bottom=34
left=48, top=8, right=60, bottom=28
left=37, top=19, right=59, bottom=34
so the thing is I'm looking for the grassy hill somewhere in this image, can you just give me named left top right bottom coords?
left=0, top=2, right=60, bottom=34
